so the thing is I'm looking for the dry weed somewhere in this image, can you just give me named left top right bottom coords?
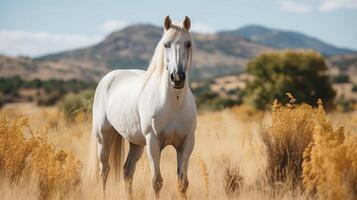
left=303, top=120, right=357, bottom=200
left=198, top=158, right=209, bottom=198
left=261, top=95, right=317, bottom=187
left=224, top=165, right=243, bottom=197
left=0, top=114, right=81, bottom=199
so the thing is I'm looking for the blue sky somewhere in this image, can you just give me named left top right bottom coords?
left=0, top=0, right=357, bottom=57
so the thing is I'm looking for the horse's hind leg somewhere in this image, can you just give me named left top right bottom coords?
left=123, top=142, right=144, bottom=197
left=97, top=125, right=116, bottom=189
left=176, top=133, right=195, bottom=199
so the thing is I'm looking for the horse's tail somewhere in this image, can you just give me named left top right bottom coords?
left=109, top=133, right=125, bottom=182
left=86, top=129, right=125, bottom=183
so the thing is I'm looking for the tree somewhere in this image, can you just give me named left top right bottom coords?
left=244, top=50, right=335, bottom=110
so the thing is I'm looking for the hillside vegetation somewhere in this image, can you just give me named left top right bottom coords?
left=0, top=76, right=95, bottom=107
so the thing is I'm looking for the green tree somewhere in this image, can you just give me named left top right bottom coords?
left=244, top=50, right=335, bottom=110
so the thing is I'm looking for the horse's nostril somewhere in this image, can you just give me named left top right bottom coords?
left=179, top=72, right=186, bottom=81
left=171, top=72, right=185, bottom=82
left=170, top=73, right=175, bottom=81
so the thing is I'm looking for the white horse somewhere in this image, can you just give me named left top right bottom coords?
left=88, top=16, right=197, bottom=198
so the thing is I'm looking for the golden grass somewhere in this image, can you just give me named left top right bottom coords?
left=0, top=102, right=356, bottom=199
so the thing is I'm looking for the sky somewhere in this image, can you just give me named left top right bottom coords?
left=0, top=0, right=357, bottom=57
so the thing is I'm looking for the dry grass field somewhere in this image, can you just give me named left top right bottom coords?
left=0, top=99, right=356, bottom=200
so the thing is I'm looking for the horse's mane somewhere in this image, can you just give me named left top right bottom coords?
left=142, top=25, right=192, bottom=87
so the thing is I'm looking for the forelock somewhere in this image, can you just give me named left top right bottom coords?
left=162, top=25, right=191, bottom=43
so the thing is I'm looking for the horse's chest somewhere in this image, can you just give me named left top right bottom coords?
left=151, top=111, right=194, bottom=146
left=162, top=121, right=186, bottom=135
left=160, top=121, right=188, bottom=147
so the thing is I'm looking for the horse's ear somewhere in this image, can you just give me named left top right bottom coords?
left=183, top=16, right=191, bottom=30
left=164, top=15, right=172, bottom=31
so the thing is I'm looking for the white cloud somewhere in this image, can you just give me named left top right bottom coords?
left=0, top=30, right=101, bottom=57
left=100, top=20, right=128, bottom=33
left=277, top=0, right=312, bottom=13
left=319, top=0, right=357, bottom=11
left=190, top=22, right=216, bottom=34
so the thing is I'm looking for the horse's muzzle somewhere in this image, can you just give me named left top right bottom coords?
left=170, top=72, right=186, bottom=89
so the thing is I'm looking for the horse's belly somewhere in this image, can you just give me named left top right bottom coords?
left=119, top=129, right=146, bottom=146
left=107, top=100, right=146, bottom=146
left=111, top=116, right=146, bottom=146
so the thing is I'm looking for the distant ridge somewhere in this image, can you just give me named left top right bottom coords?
left=219, top=25, right=355, bottom=56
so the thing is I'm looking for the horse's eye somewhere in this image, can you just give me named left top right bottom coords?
left=186, top=41, right=191, bottom=48
left=164, top=43, right=171, bottom=48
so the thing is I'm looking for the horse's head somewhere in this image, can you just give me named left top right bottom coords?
left=161, top=16, right=192, bottom=89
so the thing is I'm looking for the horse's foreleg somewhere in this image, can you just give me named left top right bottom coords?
left=123, top=143, right=144, bottom=198
left=176, top=133, right=195, bottom=199
left=145, top=134, right=163, bottom=199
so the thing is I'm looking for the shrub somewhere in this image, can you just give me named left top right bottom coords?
left=261, top=94, right=320, bottom=187
left=0, top=93, right=4, bottom=109
left=0, top=115, right=81, bottom=199
left=212, top=98, right=239, bottom=110
left=58, top=90, right=94, bottom=121
left=303, top=122, right=357, bottom=200
left=335, top=95, right=354, bottom=112
left=192, top=82, right=242, bottom=111
left=193, top=82, right=218, bottom=101
left=37, top=92, right=63, bottom=106
left=0, top=76, right=23, bottom=95
left=352, top=84, right=357, bottom=92
left=192, top=83, right=219, bottom=110
left=244, top=50, right=335, bottom=110
left=262, top=93, right=357, bottom=199
left=332, top=74, right=350, bottom=83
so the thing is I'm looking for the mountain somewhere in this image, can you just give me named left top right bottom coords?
left=35, top=24, right=274, bottom=80
left=1, top=24, right=355, bottom=82
left=219, top=25, right=355, bottom=56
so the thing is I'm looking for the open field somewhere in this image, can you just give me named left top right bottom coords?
left=0, top=102, right=356, bottom=200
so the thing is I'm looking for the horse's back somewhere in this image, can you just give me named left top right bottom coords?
left=95, top=69, right=144, bottom=95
